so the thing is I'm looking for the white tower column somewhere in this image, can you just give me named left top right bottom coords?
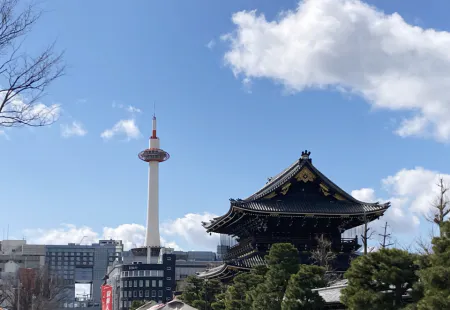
left=138, top=115, right=170, bottom=253
left=146, top=143, right=160, bottom=247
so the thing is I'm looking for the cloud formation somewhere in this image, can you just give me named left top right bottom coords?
left=350, top=167, right=450, bottom=238
left=25, top=223, right=181, bottom=251
left=161, top=212, right=219, bottom=251
left=24, top=213, right=219, bottom=251
left=60, top=121, right=87, bottom=138
left=101, top=119, right=141, bottom=140
left=222, top=0, right=450, bottom=141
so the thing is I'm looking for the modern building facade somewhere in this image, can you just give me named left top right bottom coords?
left=106, top=248, right=176, bottom=310
left=46, top=239, right=123, bottom=307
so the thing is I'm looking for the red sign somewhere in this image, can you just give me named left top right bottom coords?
left=101, top=285, right=113, bottom=310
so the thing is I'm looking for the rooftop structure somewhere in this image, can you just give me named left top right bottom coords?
left=199, top=151, right=390, bottom=281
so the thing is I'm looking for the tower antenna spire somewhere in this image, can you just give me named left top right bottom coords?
left=153, top=102, right=156, bottom=118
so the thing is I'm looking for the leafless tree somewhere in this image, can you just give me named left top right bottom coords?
left=360, top=219, right=375, bottom=255
left=414, top=226, right=437, bottom=255
left=311, top=234, right=337, bottom=272
left=425, top=177, right=450, bottom=237
left=0, top=0, right=64, bottom=128
left=0, top=267, right=71, bottom=310
left=378, top=222, right=394, bottom=249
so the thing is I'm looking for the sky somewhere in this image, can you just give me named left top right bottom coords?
left=1, top=0, right=450, bottom=253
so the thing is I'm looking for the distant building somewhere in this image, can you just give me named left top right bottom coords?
left=46, top=239, right=123, bottom=308
left=0, top=240, right=46, bottom=277
left=106, top=248, right=176, bottom=310
left=172, top=251, right=221, bottom=291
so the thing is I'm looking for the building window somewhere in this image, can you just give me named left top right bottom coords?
left=132, top=290, right=136, bottom=297
left=158, top=290, right=162, bottom=297
left=166, top=277, right=171, bottom=280
left=157, top=270, right=164, bottom=277
left=120, top=291, right=123, bottom=298
left=139, top=270, right=144, bottom=276
left=128, top=281, right=132, bottom=287
left=167, top=267, right=171, bottom=271
left=139, top=280, right=143, bottom=287
left=124, top=281, right=127, bottom=288
left=150, top=270, right=156, bottom=277
left=134, top=280, right=137, bottom=287
left=158, top=280, right=163, bottom=287
left=152, top=290, right=156, bottom=297
left=145, top=270, right=150, bottom=276
left=167, top=256, right=172, bottom=261
left=166, top=287, right=171, bottom=291
left=139, top=291, right=143, bottom=297
left=145, top=280, right=150, bottom=287
left=152, top=280, right=156, bottom=287
left=145, top=290, right=149, bottom=297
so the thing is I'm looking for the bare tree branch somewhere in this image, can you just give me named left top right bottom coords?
left=424, top=177, right=450, bottom=237
left=0, top=0, right=65, bottom=128
left=378, top=222, right=394, bottom=249
left=0, top=266, right=71, bottom=310
left=360, top=219, right=375, bottom=255
left=311, top=234, right=337, bottom=272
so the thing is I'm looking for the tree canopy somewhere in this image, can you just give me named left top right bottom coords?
left=341, top=248, right=419, bottom=310
left=416, top=221, right=450, bottom=309
left=282, top=265, right=327, bottom=310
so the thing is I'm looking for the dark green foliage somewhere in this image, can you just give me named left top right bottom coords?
left=282, top=265, right=327, bottom=310
left=224, top=272, right=263, bottom=310
left=180, top=276, right=205, bottom=306
left=180, top=276, right=224, bottom=310
left=341, top=248, right=419, bottom=310
left=130, top=300, right=146, bottom=310
left=211, top=293, right=226, bottom=310
left=416, top=221, right=450, bottom=309
left=251, top=243, right=300, bottom=310
left=265, top=243, right=300, bottom=275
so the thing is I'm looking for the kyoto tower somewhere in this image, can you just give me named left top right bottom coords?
left=138, top=115, right=170, bottom=249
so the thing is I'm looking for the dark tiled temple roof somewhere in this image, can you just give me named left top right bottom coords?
left=233, top=200, right=389, bottom=215
left=202, top=151, right=391, bottom=231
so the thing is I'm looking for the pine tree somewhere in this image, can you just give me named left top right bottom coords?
left=416, top=221, right=450, bottom=309
left=282, top=265, right=326, bottom=310
left=341, top=248, right=419, bottom=310
left=251, top=243, right=300, bottom=310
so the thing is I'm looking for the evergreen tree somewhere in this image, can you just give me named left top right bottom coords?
left=416, top=221, right=450, bottom=309
left=341, top=248, right=419, bottom=310
left=251, top=243, right=300, bottom=310
left=282, top=265, right=327, bottom=310
left=180, top=276, right=205, bottom=305
left=224, top=272, right=264, bottom=310
left=130, top=300, right=146, bottom=310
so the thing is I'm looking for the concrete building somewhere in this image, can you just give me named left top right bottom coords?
left=0, top=240, right=46, bottom=276
left=172, top=251, right=221, bottom=290
left=46, top=239, right=123, bottom=308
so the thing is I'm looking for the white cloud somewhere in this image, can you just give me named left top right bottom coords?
left=351, top=188, right=376, bottom=202
left=222, top=0, right=450, bottom=142
left=350, top=167, right=450, bottom=237
left=161, top=212, right=219, bottom=251
left=206, top=40, right=216, bottom=49
left=24, top=223, right=182, bottom=251
left=60, top=121, right=87, bottom=138
left=126, top=105, right=142, bottom=114
left=100, top=119, right=141, bottom=140
left=0, top=93, right=60, bottom=127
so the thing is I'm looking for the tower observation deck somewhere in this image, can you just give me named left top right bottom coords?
left=138, top=115, right=170, bottom=249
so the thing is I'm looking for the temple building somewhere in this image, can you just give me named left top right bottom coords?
left=198, top=151, right=390, bottom=281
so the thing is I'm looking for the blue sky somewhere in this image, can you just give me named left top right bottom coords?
left=1, top=0, right=450, bottom=251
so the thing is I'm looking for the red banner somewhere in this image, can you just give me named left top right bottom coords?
left=101, top=285, right=113, bottom=310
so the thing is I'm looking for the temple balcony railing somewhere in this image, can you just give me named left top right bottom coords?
left=222, top=236, right=359, bottom=262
